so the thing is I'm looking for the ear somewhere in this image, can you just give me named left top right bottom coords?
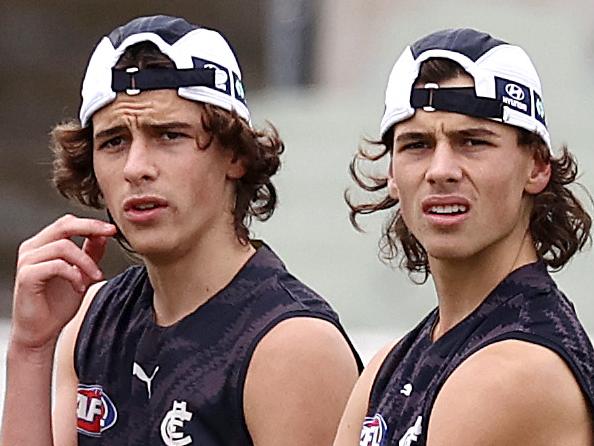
left=524, top=155, right=551, bottom=195
left=387, top=163, right=399, bottom=200
left=226, top=155, right=247, bottom=180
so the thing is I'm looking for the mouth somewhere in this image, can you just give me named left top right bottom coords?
left=122, top=196, right=169, bottom=223
left=421, top=197, right=470, bottom=225
left=426, top=204, right=468, bottom=215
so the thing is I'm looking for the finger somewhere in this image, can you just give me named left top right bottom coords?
left=22, top=215, right=116, bottom=252
left=82, top=236, right=109, bottom=266
left=18, top=260, right=86, bottom=295
left=18, top=239, right=103, bottom=282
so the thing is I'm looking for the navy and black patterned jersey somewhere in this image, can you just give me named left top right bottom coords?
left=360, top=261, right=594, bottom=446
left=75, top=244, right=363, bottom=445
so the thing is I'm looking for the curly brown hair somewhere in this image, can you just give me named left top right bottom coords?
left=346, top=58, right=592, bottom=281
left=51, top=42, right=284, bottom=246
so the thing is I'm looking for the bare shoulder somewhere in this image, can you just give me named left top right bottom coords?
left=55, top=279, right=106, bottom=383
left=58, top=280, right=106, bottom=354
left=53, top=281, right=106, bottom=444
left=333, top=338, right=401, bottom=446
left=428, top=339, right=593, bottom=446
left=244, top=317, right=359, bottom=446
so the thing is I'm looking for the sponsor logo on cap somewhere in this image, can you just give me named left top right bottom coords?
left=495, top=77, right=531, bottom=117
left=360, top=413, right=388, bottom=446
left=77, top=384, right=118, bottom=437
left=192, top=57, right=231, bottom=95
left=505, top=83, right=525, bottom=101
left=233, top=72, right=247, bottom=105
left=533, top=91, right=547, bottom=126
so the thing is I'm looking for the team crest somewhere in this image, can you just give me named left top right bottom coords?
left=77, top=384, right=118, bottom=436
left=360, top=413, right=388, bottom=446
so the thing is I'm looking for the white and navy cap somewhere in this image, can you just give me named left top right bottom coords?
left=380, top=28, right=550, bottom=149
left=79, top=15, right=249, bottom=127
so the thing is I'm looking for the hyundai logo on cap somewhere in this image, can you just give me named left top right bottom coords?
left=79, top=15, right=250, bottom=127
left=505, top=83, right=525, bottom=101
left=380, top=28, right=551, bottom=150
left=496, top=77, right=531, bottom=116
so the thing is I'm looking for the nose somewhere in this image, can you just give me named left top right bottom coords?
left=424, top=141, right=462, bottom=186
left=123, top=137, right=158, bottom=185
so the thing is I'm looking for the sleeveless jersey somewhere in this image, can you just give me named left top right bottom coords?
left=75, top=244, right=363, bottom=445
left=361, top=261, right=594, bottom=446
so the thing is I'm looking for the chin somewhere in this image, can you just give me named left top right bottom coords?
left=126, top=235, right=174, bottom=257
left=425, top=242, right=478, bottom=261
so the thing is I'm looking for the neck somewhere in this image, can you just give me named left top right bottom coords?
left=429, top=228, right=538, bottom=340
left=144, top=229, right=256, bottom=327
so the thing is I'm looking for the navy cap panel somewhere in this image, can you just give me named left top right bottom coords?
left=411, top=28, right=507, bottom=61
left=108, top=15, right=201, bottom=47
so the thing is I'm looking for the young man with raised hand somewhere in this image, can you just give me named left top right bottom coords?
left=335, top=28, right=593, bottom=446
left=2, top=15, right=361, bottom=446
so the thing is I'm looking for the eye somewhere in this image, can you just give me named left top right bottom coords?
left=161, top=131, right=188, bottom=141
left=462, top=138, right=491, bottom=147
left=401, top=141, right=430, bottom=151
left=97, top=136, right=125, bottom=150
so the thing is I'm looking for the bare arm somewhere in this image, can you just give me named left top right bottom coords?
left=52, top=281, right=106, bottom=444
left=0, top=215, right=115, bottom=446
left=427, top=340, right=593, bottom=446
left=333, top=340, right=399, bottom=446
left=243, top=317, right=359, bottom=446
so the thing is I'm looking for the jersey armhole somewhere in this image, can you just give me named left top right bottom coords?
left=484, top=332, right=594, bottom=411
left=425, top=331, right=594, bottom=422
left=367, top=310, right=438, bottom=409
left=72, top=281, right=108, bottom=379
left=235, top=311, right=359, bottom=441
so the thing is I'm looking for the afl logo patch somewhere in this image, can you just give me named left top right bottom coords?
left=77, top=384, right=118, bottom=437
left=360, top=413, right=388, bottom=446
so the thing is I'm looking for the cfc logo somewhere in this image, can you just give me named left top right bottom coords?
left=360, top=413, right=387, bottom=446
left=77, top=384, right=118, bottom=436
left=399, top=416, right=423, bottom=446
left=161, top=400, right=193, bottom=446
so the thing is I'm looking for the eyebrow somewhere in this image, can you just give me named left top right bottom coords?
left=93, top=121, right=194, bottom=140
left=394, top=127, right=500, bottom=144
left=94, top=125, right=128, bottom=141
left=453, top=127, right=500, bottom=139
left=395, top=131, right=430, bottom=144
left=145, top=121, right=194, bottom=132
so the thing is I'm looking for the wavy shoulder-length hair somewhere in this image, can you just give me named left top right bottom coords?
left=51, top=42, right=284, bottom=246
left=346, top=58, right=592, bottom=282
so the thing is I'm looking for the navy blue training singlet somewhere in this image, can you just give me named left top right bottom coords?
left=360, top=261, right=594, bottom=446
left=75, top=244, right=363, bottom=445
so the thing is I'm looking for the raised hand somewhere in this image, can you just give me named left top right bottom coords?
left=11, top=214, right=117, bottom=350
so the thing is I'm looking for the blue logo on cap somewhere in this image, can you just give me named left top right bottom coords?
left=233, top=72, right=247, bottom=105
left=192, top=57, right=231, bottom=95
left=495, top=77, right=531, bottom=117
left=533, top=91, right=546, bottom=127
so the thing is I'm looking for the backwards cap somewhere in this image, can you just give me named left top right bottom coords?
left=380, top=28, right=550, bottom=149
left=79, top=15, right=249, bottom=127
